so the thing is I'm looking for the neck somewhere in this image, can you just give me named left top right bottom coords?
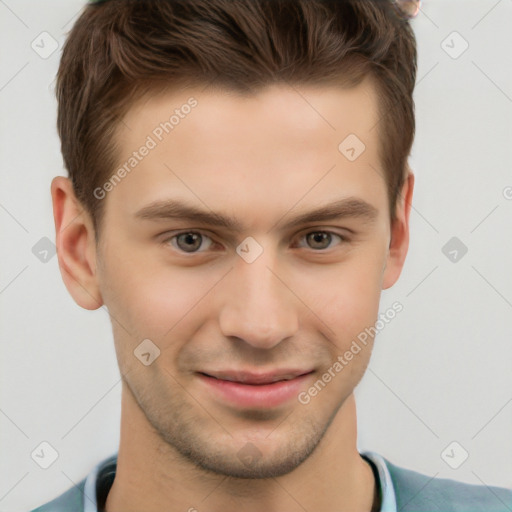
left=105, top=386, right=377, bottom=512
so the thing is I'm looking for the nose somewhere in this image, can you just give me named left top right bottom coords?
left=218, top=246, right=299, bottom=350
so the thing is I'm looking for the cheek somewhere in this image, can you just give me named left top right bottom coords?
left=99, top=250, right=210, bottom=341
left=305, top=251, right=385, bottom=345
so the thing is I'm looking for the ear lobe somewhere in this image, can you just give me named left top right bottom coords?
left=51, top=176, right=103, bottom=310
left=381, top=171, right=414, bottom=290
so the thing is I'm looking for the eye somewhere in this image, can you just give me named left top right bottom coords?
left=294, top=230, right=347, bottom=251
left=162, top=229, right=348, bottom=254
left=164, top=231, right=215, bottom=253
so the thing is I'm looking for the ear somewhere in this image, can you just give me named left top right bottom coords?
left=381, top=171, right=414, bottom=290
left=51, top=176, right=103, bottom=310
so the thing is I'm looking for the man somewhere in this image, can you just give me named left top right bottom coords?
left=33, top=0, right=512, bottom=510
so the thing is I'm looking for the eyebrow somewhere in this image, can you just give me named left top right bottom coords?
left=134, top=197, right=379, bottom=232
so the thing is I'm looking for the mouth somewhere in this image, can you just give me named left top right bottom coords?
left=196, top=370, right=315, bottom=408
left=198, top=369, right=314, bottom=385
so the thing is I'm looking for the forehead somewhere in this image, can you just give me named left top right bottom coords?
left=122, top=79, right=379, bottom=148
left=105, top=79, right=386, bottom=225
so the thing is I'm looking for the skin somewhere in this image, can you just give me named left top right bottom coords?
left=52, top=78, right=413, bottom=512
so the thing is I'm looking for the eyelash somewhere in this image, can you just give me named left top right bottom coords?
left=161, top=229, right=349, bottom=254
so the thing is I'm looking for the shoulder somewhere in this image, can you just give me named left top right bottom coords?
left=385, top=458, right=512, bottom=511
left=28, top=452, right=117, bottom=512
left=29, top=478, right=86, bottom=512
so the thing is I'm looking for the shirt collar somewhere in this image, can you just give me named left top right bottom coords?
left=83, top=458, right=101, bottom=512
left=361, top=450, right=398, bottom=512
left=83, top=453, right=116, bottom=512
left=83, top=450, right=397, bottom=512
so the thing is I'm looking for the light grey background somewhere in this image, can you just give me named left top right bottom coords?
left=1, top=1, right=511, bottom=510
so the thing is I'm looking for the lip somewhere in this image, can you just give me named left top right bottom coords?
left=197, top=370, right=314, bottom=408
left=201, top=369, right=313, bottom=384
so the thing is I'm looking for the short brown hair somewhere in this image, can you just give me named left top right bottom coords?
left=56, top=0, right=417, bottom=238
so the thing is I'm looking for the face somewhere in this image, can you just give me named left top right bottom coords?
left=77, top=80, right=410, bottom=478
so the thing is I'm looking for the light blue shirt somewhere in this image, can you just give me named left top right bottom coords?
left=82, top=450, right=396, bottom=512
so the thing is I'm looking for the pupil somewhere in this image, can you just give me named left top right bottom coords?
left=309, top=232, right=329, bottom=249
left=178, top=233, right=201, bottom=252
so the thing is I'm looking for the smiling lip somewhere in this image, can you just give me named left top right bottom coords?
left=197, top=370, right=314, bottom=408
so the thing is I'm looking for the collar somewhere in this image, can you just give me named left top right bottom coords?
left=361, top=451, right=398, bottom=512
